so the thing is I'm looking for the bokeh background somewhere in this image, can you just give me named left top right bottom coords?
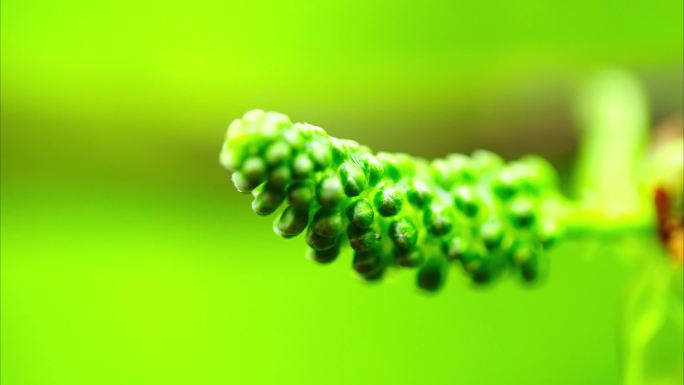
left=2, top=0, right=683, bottom=384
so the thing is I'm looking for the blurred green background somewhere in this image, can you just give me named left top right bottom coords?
left=1, top=0, right=683, bottom=384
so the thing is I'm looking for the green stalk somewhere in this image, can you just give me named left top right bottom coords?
left=572, top=70, right=653, bottom=230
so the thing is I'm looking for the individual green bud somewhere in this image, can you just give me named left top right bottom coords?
left=394, top=248, right=424, bottom=267
left=518, top=155, right=558, bottom=191
left=520, top=253, right=540, bottom=283
left=360, top=153, right=384, bottom=186
left=503, top=161, right=548, bottom=196
left=225, top=112, right=255, bottom=145
left=292, top=153, right=314, bottom=179
left=458, top=249, right=494, bottom=285
left=305, top=228, right=339, bottom=251
left=353, top=249, right=383, bottom=276
left=264, top=141, right=292, bottom=166
left=442, top=236, right=472, bottom=261
left=339, top=161, right=367, bottom=197
left=423, top=205, right=454, bottom=236
left=295, top=122, right=328, bottom=140
left=445, top=154, right=477, bottom=184
left=394, top=153, right=418, bottom=176
left=308, top=243, right=341, bottom=264
left=459, top=248, right=484, bottom=274
left=345, top=198, right=375, bottom=229
left=287, top=181, right=315, bottom=210
left=329, top=138, right=349, bottom=165
left=417, top=258, right=446, bottom=292
left=252, top=184, right=285, bottom=216
left=347, top=225, right=382, bottom=252
left=509, top=243, right=535, bottom=266
left=388, top=217, right=418, bottom=251
left=453, top=186, right=480, bottom=217
left=470, top=263, right=494, bottom=285
left=491, top=168, right=520, bottom=201
left=310, top=141, right=332, bottom=170
left=406, top=179, right=433, bottom=208
left=274, top=206, right=309, bottom=238
left=242, top=157, right=267, bottom=186
left=261, top=111, right=292, bottom=137
left=312, top=209, right=344, bottom=238
left=471, top=150, right=504, bottom=174
left=241, top=141, right=262, bottom=160
left=376, top=153, right=401, bottom=181
left=241, top=108, right=266, bottom=125
left=232, top=171, right=259, bottom=193
left=219, top=146, right=242, bottom=173
left=458, top=242, right=489, bottom=276
left=226, top=117, right=266, bottom=155
left=268, top=164, right=292, bottom=189
left=508, top=198, right=536, bottom=228
left=282, top=127, right=305, bottom=150
left=341, top=139, right=360, bottom=152
left=480, top=219, right=505, bottom=250
left=316, top=175, right=346, bottom=208
left=430, top=159, right=452, bottom=187
left=374, top=186, right=403, bottom=217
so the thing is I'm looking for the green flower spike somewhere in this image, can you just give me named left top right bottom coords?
left=221, top=109, right=565, bottom=292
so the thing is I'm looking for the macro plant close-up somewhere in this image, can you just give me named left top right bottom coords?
left=220, top=109, right=565, bottom=290
left=2, top=0, right=683, bottom=385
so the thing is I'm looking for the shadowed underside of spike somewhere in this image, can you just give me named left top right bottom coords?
left=220, top=109, right=565, bottom=292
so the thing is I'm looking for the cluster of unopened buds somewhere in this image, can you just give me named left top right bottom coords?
left=220, top=110, right=564, bottom=292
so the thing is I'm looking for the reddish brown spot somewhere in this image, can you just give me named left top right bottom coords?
left=654, top=187, right=670, bottom=242
left=654, top=186, right=684, bottom=264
